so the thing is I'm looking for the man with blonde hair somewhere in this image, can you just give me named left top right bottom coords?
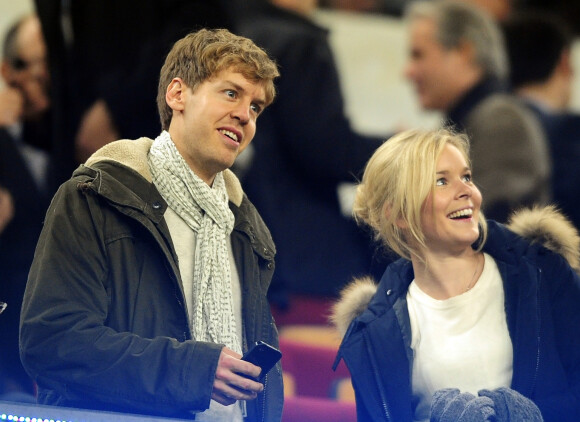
left=20, top=28, right=283, bottom=421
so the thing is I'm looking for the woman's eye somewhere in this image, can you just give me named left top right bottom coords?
left=462, top=174, right=472, bottom=182
left=436, top=178, right=446, bottom=186
left=226, top=90, right=236, bottom=98
left=250, top=103, right=262, bottom=114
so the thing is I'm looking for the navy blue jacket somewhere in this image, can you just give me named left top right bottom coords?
left=335, top=219, right=580, bottom=421
left=0, top=128, right=52, bottom=396
left=521, top=100, right=580, bottom=229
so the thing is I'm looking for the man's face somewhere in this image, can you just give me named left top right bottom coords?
left=169, top=68, right=266, bottom=185
left=404, top=17, right=465, bottom=111
left=4, top=16, right=50, bottom=118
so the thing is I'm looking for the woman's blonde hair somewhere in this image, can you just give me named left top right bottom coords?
left=353, top=128, right=487, bottom=260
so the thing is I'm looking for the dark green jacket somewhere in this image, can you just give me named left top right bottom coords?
left=20, top=138, right=283, bottom=421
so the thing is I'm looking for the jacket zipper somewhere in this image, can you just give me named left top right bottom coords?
left=364, top=330, right=392, bottom=421
left=530, top=267, right=542, bottom=394
left=260, top=372, right=268, bottom=422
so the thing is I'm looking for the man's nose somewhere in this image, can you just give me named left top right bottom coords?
left=403, top=60, right=415, bottom=81
left=231, top=102, right=250, bottom=124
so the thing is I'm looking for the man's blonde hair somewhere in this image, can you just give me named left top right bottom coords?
left=157, top=28, right=279, bottom=130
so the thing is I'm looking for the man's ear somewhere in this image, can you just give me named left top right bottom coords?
left=558, top=48, right=573, bottom=78
left=165, top=78, right=186, bottom=111
left=0, top=61, right=15, bottom=84
left=456, top=40, right=475, bottom=64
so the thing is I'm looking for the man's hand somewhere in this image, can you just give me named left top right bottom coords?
left=211, top=347, right=264, bottom=406
left=0, top=88, right=24, bottom=127
left=0, top=187, right=14, bottom=234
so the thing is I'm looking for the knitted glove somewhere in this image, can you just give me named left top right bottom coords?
left=431, top=388, right=496, bottom=422
left=479, top=387, right=543, bottom=421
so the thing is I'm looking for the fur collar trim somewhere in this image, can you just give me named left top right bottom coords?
left=84, top=138, right=244, bottom=207
left=331, top=205, right=580, bottom=336
left=506, top=205, right=580, bottom=271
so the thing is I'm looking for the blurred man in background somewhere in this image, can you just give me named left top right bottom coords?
left=235, top=0, right=388, bottom=310
left=0, top=13, right=53, bottom=402
left=503, top=10, right=580, bottom=228
left=404, top=0, right=551, bottom=222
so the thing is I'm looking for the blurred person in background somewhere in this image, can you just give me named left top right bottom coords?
left=520, top=0, right=580, bottom=36
left=0, top=186, right=14, bottom=235
left=234, top=0, right=389, bottom=310
left=404, top=0, right=551, bottom=223
left=503, top=10, right=580, bottom=229
left=0, top=13, right=53, bottom=402
left=34, top=0, right=233, bottom=187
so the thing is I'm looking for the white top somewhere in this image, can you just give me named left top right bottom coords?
left=8, top=122, right=50, bottom=193
left=165, top=207, right=244, bottom=422
left=406, top=253, right=513, bottom=422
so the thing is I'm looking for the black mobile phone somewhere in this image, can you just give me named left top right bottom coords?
left=241, top=341, right=282, bottom=379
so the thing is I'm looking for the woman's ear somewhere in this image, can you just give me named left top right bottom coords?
left=165, top=78, right=186, bottom=111
left=395, top=216, right=408, bottom=229
left=384, top=203, right=408, bottom=229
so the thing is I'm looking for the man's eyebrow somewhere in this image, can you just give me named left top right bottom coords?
left=225, top=80, right=266, bottom=106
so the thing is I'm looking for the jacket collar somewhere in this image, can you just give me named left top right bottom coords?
left=77, top=137, right=275, bottom=259
left=82, top=137, right=245, bottom=207
left=445, top=77, right=506, bottom=132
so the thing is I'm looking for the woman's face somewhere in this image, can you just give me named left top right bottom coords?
left=420, top=143, right=482, bottom=253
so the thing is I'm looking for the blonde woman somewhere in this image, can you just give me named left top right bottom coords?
left=332, top=128, right=580, bottom=421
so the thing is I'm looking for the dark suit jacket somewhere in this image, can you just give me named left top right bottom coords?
left=0, top=129, right=51, bottom=395
left=236, top=5, right=387, bottom=301
left=523, top=100, right=580, bottom=228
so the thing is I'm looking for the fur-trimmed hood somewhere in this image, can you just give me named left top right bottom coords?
left=84, top=137, right=245, bottom=207
left=331, top=205, right=580, bottom=336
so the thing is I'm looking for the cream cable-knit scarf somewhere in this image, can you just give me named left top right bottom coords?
left=148, top=131, right=241, bottom=354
